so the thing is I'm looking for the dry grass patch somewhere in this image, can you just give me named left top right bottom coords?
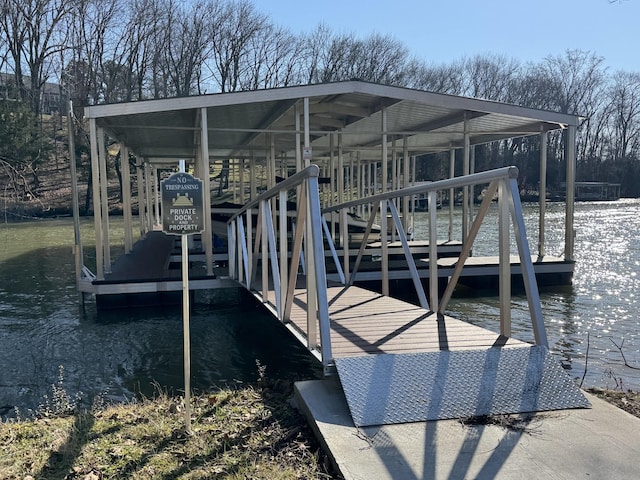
left=0, top=383, right=334, bottom=479
left=587, top=387, right=640, bottom=418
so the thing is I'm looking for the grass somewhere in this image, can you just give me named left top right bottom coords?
left=586, top=387, right=640, bottom=418
left=4, top=369, right=640, bottom=480
left=0, top=380, right=334, bottom=480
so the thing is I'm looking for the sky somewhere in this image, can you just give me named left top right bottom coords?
left=256, top=0, right=640, bottom=73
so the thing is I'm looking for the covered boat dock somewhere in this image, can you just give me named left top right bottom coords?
left=73, top=80, right=581, bottom=299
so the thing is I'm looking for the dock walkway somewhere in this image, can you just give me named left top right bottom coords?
left=286, top=284, right=524, bottom=357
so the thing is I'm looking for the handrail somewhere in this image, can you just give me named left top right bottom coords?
left=321, top=165, right=548, bottom=348
left=321, top=166, right=519, bottom=214
left=226, top=164, right=335, bottom=373
left=227, top=164, right=548, bottom=379
left=228, top=165, right=320, bottom=222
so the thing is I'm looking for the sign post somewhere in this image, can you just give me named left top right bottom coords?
left=161, top=167, right=204, bottom=434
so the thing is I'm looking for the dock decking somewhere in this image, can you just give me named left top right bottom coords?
left=87, top=232, right=235, bottom=303
left=250, top=279, right=588, bottom=428
left=285, top=284, right=525, bottom=358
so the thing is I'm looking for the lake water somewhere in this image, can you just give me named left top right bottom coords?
left=1, top=199, right=639, bottom=417
left=416, top=198, right=640, bottom=391
left=0, top=218, right=322, bottom=417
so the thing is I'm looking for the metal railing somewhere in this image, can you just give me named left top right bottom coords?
left=322, top=166, right=548, bottom=348
left=227, top=165, right=334, bottom=372
left=227, top=165, right=548, bottom=378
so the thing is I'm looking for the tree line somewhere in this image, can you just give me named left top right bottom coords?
left=2, top=0, right=640, bottom=198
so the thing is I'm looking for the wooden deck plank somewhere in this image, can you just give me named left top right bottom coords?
left=99, top=231, right=176, bottom=282
left=284, top=283, right=526, bottom=359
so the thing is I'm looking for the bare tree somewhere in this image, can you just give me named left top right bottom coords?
left=120, top=0, right=165, bottom=101
left=306, top=29, right=410, bottom=85
left=299, top=23, right=333, bottom=85
left=1, top=0, right=74, bottom=113
left=158, top=0, right=212, bottom=97
left=241, top=24, right=303, bottom=90
left=405, top=59, right=465, bottom=94
left=205, top=0, right=267, bottom=93
left=461, top=53, right=521, bottom=102
left=608, top=71, right=640, bottom=162
left=0, top=0, right=28, bottom=99
left=63, top=0, right=121, bottom=106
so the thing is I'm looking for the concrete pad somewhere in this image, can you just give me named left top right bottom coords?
left=295, top=378, right=640, bottom=480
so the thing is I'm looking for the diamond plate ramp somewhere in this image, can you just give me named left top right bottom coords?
left=334, top=346, right=590, bottom=427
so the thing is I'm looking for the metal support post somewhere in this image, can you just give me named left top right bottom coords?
left=89, top=119, right=104, bottom=280
left=539, top=129, right=547, bottom=258
left=121, top=145, right=133, bottom=253
left=498, top=179, right=511, bottom=337
left=97, top=127, right=111, bottom=273
left=565, top=125, right=576, bottom=261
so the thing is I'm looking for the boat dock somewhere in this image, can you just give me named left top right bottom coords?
left=65, top=81, right=626, bottom=477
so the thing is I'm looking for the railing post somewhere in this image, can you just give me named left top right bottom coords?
left=228, top=221, right=236, bottom=280
left=380, top=199, right=389, bottom=296
left=306, top=190, right=318, bottom=349
left=507, top=177, right=548, bottom=347
left=260, top=200, right=269, bottom=304
left=498, top=178, right=511, bottom=337
left=307, top=174, right=333, bottom=371
left=264, top=198, right=282, bottom=319
left=246, top=209, right=253, bottom=286
left=428, top=190, right=439, bottom=311
left=238, top=216, right=250, bottom=287
left=279, top=190, right=288, bottom=318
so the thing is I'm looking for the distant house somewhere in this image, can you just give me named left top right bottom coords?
left=0, top=72, right=67, bottom=115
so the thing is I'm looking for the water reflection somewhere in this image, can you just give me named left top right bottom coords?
left=2, top=200, right=640, bottom=416
left=0, top=222, right=320, bottom=417
left=415, top=199, right=640, bottom=390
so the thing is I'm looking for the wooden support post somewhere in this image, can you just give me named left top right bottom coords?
left=68, top=104, right=84, bottom=290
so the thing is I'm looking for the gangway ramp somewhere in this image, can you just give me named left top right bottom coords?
left=286, top=284, right=589, bottom=427
left=228, top=165, right=590, bottom=429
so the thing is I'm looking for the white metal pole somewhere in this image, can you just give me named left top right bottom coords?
left=97, top=126, right=111, bottom=273
left=153, top=165, right=160, bottom=227
left=200, top=108, right=214, bottom=275
left=68, top=104, right=84, bottom=290
left=89, top=119, right=104, bottom=280
left=178, top=159, right=192, bottom=434
left=121, top=145, right=133, bottom=253
left=144, top=162, right=153, bottom=233
left=136, top=157, right=145, bottom=238
left=539, top=129, right=548, bottom=258
left=449, top=148, right=455, bottom=242
left=402, top=137, right=410, bottom=232
left=462, top=121, right=470, bottom=243
left=303, top=97, right=318, bottom=348
left=565, top=125, right=576, bottom=261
